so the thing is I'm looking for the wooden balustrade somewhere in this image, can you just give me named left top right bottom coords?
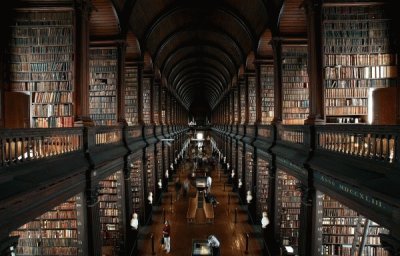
left=0, top=128, right=83, bottom=167
left=316, top=125, right=399, bottom=164
left=277, top=125, right=307, bottom=145
left=94, top=125, right=123, bottom=145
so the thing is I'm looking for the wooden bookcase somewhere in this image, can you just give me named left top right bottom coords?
left=256, top=157, right=270, bottom=218
left=145, top=146, right=155, bottom=197
left=89, top=47, right=118, bottom=126
left=237, top=144, right=244, bottom=186
left=7, top=9, right=74, bottom=128
left=248, top=75, right=257, bottom=124
left=320, top=194, right=389, bottom=256
left=244, top=148, right=254, bottom=194
left=260, top=65, right=274, bottom=124
left=153, top=82, right=160, bottom=125
left=10, top=194, right=85, bottom=255
left=98, top=171, right=124, bottom=254
left=161, top=88, right=166, bottom=124
left=276, top=170, right=301, bottom=248
left=142, top=77, right=151, bottom=125
left=233, top=87, right=239, bottom=124
left=124, top=65, right=139, bottom=126
left=156, top=143, right=162, bottom=187
left=322, top=3, right=398, bottom=124
left=130, top=158, right=144, bottom=220
left=239, top=80, right=246, bottom=124
left=281, top=45, right=310, bottom=125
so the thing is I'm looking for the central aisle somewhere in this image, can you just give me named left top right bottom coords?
left=135, top=154, right=266, bottom=255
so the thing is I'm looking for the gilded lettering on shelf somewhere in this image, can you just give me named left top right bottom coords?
left=318, top=173, right=388, bottom=212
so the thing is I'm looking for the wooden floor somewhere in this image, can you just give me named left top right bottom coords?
left=135, top=160, right=268, bottom=256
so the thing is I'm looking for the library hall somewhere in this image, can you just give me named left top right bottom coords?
left=0, top=0, right=399, bottom=255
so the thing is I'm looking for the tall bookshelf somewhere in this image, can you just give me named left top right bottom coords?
left=256, top=157, right=270, bottom=219
left=124, top=65, right=138, bottom=126
left=276, top=170, right=301, bottom=248
left=145, top=147, right=155, bottom=197
left=142, top=78, right=151, bottom=124
left=237, top=144, right=244, bottom=185
left=161, top=88, right=166, bottom=124
left=7, top=9, right=74, bottom=128
left=10, top=194, right=84, bottom=256
left=156, top=143, right=162, bottom=186
left=321, top=194, right=389, bottom=256
left=233, top=87, right=239, bottom=124
left=244, top=149, right=254, bottom=194
left=153, top=82, right=160, bottom=125
left=239, top=80, right=246, bottom=124
left=130, top=158, right=144, bottom=219
left=89, top=47, right=118, bottom=125
left=322, top=3, right=398, bottom=124
left=260, top=64, right=274, bottom=124
left=98, top=171, right=124, bottom=253
left=281, top=45, right=309, bottom=125
left=248, top=76, right=257, bottom=124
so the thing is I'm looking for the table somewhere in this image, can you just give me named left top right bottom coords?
left=192, top=239, right=212, bottom=256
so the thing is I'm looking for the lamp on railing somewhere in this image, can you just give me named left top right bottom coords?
left=130, top=213, right=139, bottom=230
left=246, top=190, right=253, bottom=204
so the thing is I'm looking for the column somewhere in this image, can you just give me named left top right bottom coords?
left=117, top=41, right=127, bottom=124
left=304, top=0, right=325, bottom=125
left=74, top=0, right=92, bottom=125
left=271, top=37, right=283, bottom=124
left=85, top=184, right=102, bottom=256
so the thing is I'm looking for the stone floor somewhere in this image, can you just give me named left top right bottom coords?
left=135, top=161, right=268, bottom=256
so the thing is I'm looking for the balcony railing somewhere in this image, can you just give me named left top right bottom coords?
left=94, top=125, right=123, bottom=146
left=277, top=125, right=308, bottom=146
left=0, top=128, right=83, bottom=167
left=315, top=125, right=399, bottom=164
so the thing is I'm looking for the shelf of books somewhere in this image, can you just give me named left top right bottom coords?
left=237, top=144, right=244, bottom=184
left=244, top=148, right=254, bottom=194
left=260, top=64, right=274, bottom=124
left=8, top=9, right=74, bottom=128
left=156, top=143, right=162, bottom=186
left=321, top=194, right=389, bottom=256
left=239, top=80, right=246, bottom=124
left=256, top=157, right=270, bottom=218
left=247, top=75, right=257, bottom=124
left=142, top=77, right=152, bottom=125
left=89, top=47, right=118, bottom=125
left=98, top=170, right=124, bottom=253
left=153, top=82, right=160, bottom=125
left=276, top=170, right=301, bottom=248
left=231, top=141, right=237, bottom=173
left=10, top=194, right=84, bottom=255
left=233, top=87, right=239, bottom=125
left=145, top=146, right=155, bottom=197
left=124, top=65, right=139, bottom=126
left=281, top=45, right=309, bottom=125
left=322, top=3, right=398, bottom=124
left=130, top=158, right=144, bottom=219
left=161, top=88, right=166, bottom=124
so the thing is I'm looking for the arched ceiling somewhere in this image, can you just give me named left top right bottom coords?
left=122, top=0, right=270, bottom=110
left=101, top=0, right=307, bottom=111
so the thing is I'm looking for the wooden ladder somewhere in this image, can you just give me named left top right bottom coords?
left=351, top=215, right=371, bottom=256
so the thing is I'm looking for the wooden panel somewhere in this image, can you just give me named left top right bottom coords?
left=279, top=0, right=306, bottom=35
left=372, top=87, right=397, bottom=125
left=90, top=0, right=120, bottom=37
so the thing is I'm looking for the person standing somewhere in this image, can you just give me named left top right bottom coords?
left=162, top=220, right=171, bottom=253
left=207, top=234, right=220, bottom=256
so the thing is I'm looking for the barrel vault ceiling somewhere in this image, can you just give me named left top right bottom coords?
left=89, top=0, right=306, bottom=111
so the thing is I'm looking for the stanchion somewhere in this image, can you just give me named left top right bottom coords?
left=245, top=233, right=249, bottom=254
left=234, top=208, right=238, bottom=223
left=151, top=233, right=155, bottom=255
